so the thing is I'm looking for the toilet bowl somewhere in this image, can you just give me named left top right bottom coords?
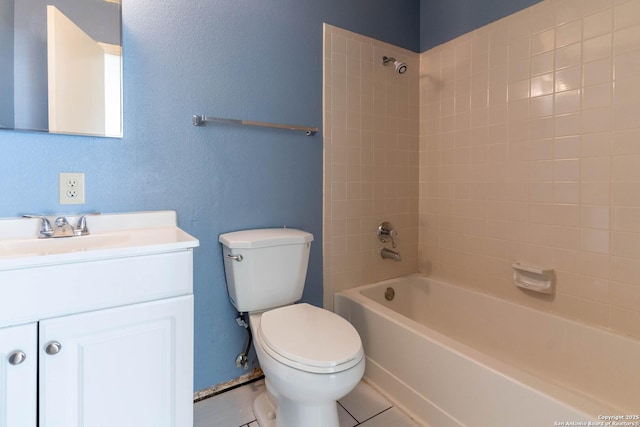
left=218, top=228, right=365, bottom=427
left=249, top=304, right=365, bottom=427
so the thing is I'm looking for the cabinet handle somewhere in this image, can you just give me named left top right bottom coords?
left=8, top=351, right=26, bottom=365
left=45, top=341, right=62, bottom=355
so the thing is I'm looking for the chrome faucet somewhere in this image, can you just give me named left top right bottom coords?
left=381, top=247, right=402, bottom=262
left=378, top=221, right=399, bottom=248
left=23, top=213, right=100, bottom=238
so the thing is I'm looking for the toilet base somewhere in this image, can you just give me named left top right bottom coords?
left=252, top=391, right=339, bottom=427
left=253, top=392, right=277, bottom=427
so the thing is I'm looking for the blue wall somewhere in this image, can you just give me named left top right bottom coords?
left=420, top=0, right=543, bottom=51
left=0, top=0, right=539, bottom=391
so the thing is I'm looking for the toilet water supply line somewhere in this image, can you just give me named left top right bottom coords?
left=235, top=312, right=252, bottom=370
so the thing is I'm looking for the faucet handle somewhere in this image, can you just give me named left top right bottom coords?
left=378, top=221, right=399, bottom=248
left=74, top=212, right=101, bottom=236
left=23, top=215, right=54, bottom=238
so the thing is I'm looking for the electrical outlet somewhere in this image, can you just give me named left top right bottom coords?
left=59, top=172, right=85, bottom=204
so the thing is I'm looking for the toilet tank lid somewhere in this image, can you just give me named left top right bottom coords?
left=219, top=228, right=313, bottom=249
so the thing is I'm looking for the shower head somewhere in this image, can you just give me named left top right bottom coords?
left=382, top=56, right=407, bottom=74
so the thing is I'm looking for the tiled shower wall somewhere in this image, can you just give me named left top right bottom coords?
left=419, top=0, right=640, bottom=338
left=323, top=24, right=420, bottom=309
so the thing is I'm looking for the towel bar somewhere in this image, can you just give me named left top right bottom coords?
left=192, top=115, right=318, bottom=136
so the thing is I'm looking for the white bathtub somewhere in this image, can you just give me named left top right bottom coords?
left=334, top=274, right=640, bottom=427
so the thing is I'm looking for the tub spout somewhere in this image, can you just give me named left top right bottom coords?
left=381, top=247, right=401, bottom=262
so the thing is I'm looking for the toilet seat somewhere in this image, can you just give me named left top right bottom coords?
left=258, top=303, right=363, bottom=374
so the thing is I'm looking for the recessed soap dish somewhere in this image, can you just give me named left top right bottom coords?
left=512, top=263, right=554, bottom=294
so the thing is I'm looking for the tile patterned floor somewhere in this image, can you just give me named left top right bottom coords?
left=194, top=379, right=420, bottom=427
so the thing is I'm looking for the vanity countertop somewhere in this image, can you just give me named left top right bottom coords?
left=0, top=210, right=199, bottom=271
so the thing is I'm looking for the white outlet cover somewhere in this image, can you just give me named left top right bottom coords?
left=59, top=172, right=85, bottom=204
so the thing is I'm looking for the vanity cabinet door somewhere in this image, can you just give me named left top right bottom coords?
left=0, top=323, right=37, bottom=427
left=39, top=295, right=194, bottom=427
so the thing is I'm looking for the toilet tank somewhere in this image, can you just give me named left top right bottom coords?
left=219, top=228, right=313, bottom=312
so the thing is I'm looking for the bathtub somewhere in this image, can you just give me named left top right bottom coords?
left=334, top=274, right=640, bottom=427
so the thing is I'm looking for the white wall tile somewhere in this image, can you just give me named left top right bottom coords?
left=417, top=0, right=640, bottom=339
left=584, top=9, right=613, bottom=39
left=324, top=24, right=419, bottom=309
left=325, top=1, right=640, bottom=340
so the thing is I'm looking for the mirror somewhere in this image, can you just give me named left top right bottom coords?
left=0, top=0, right=122, bottom=137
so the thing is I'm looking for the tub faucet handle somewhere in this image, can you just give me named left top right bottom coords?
left=378, top=221, right=399, bottom=248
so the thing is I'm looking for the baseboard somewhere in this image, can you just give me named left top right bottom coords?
left=193, top=368, right=264, bottom=402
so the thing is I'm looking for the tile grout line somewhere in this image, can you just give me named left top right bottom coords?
left=353, top=405, right=395, bottom=426
left=337, top=401, right=359, bottom=425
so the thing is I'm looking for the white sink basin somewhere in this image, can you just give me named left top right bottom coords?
left=0, top=233, right=130, bottom=257
left=0, top=211, right=199, bottom=270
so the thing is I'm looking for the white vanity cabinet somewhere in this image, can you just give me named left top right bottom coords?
left=1, top=296, right=192, bottom=427
left=0, top=323, right=37, bottom=427
left=0, top=211, right=199, bottom=427
left=39, top=295, right=193, bottom=427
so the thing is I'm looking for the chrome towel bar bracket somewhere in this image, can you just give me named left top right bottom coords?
left=192, top=114, right=318, bottom=136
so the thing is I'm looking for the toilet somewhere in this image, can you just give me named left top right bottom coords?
left=219, top=228, right=365, bottom=427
